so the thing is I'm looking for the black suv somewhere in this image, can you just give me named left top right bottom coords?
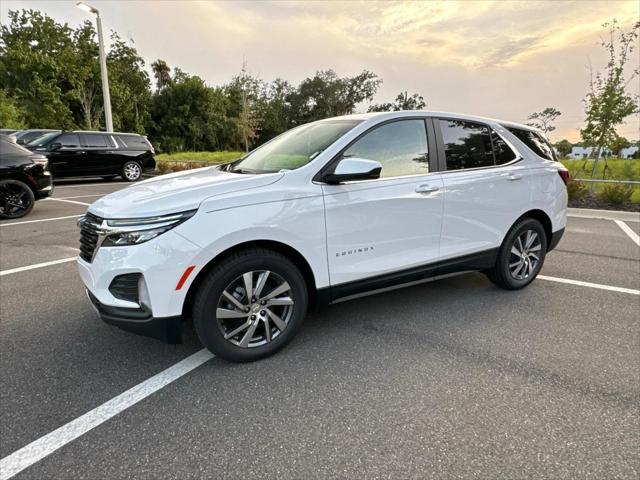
left=0, top=137, right=53, bottom=219
left=27, top=131, right=156, bottom=182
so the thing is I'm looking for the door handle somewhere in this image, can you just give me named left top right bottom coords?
left=504, top=173, right=523, bottom=181
left=415, top=184, right=440, bottom=194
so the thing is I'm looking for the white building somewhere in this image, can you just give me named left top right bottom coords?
left=619, top=146, right=639, bottom=159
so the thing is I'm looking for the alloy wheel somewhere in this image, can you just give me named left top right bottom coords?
left=0, top=183, right=31, bottom=218
left=124, top=163, right=141, bottom=180
left=509, top=229, right=542, bottom=280
left=216, top=270, right=294, bottom=348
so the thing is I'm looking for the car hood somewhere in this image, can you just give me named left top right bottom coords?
left=88, top=167, right=284, bottom=218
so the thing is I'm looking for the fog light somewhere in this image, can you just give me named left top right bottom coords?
left=138, top=275, right=151, bottom=309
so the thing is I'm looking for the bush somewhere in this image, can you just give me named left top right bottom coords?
left=566, top=180, right=588, bottom=200
left=598, top=183, right=634, bottom=204
left=156, top=161, right=172, bottom=174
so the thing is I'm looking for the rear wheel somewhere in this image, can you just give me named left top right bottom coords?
left=121, top=161, right=142, bottom=182
left=0, top=179, right=35, bottom=219
left=486, top=218, right=547, bottom=290
left=193, top=249, right=308, bottom=362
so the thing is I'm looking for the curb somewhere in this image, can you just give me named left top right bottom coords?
left=567, top=208, right=640, bottom=223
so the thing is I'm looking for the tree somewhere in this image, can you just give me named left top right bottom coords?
left=527, top=107, right=561, bottom=133
left=608, top=135, right=630, bottom=156
left=368, top=91, right=426, bottom=112
left=226, top=63, right=261, bottom=152
left=580, top=20, right=639, bottom=181
left=554, top=139, right=573, bottom=157
left=151, top=59, right=172, bottom=90
left=0, top=90, right=26, bottom=128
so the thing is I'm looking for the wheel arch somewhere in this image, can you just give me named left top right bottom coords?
left=515, top=209, right=552, bottom=250
left=181, top=239, right=319, bottom=319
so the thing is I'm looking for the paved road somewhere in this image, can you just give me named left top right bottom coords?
left=1, top=181, right=639, bottom=479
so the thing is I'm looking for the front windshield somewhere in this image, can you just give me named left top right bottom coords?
left=230, top=119, right=361, bottom=173
left=27, top=132, right=59, bottom=147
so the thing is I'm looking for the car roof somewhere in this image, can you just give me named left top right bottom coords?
left=69, top=131, right=145, bottom=136
left=327, top=110, right=540, bottom=133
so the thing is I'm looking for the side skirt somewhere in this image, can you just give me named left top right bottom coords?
left=315, top=248, right=498, bottom=307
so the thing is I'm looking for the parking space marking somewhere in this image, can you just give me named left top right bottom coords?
left=43, top=198, right=90, bottom=207
left=614, top=220, right=640, bottom=247
left=0, top=349, right=214, bottom=480
left=55, top=194, right=104, bottom=200
left=53, top=182, right=126, bottom=189
left=538, top=275, right=639, bottom=295
left=0, top=257, right=77, bottom=276
left=0, top=215, right=82, bottom=227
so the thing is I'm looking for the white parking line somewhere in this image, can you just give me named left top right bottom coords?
left=0, top=257, right=77, bottom=276
left=614, top=220, right=640, bottom=247
left=0, top=349, right=214, bottom=480
left=54, top=182, right=125, bottom=189
left=55, top=194, right=104, bottom=200
left=538, top=275, right=639, bottom=295
left=43, top=198, right=90, bottom=207
left=0, top=215, right=82, bottom=227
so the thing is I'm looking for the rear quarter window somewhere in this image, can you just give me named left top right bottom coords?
left=117, top=135, right=152, bottom=151
left=506, top=127, right=556, bottom=161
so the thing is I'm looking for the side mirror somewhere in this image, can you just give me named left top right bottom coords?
left=48, top=142, right=62, bottom=151
left=322, top=158, right=382, bottom=184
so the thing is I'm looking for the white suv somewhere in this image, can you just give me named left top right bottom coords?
left=78, top=111, right=568, bottom=362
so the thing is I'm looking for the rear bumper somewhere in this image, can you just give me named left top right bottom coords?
left=548, top=227, right=565, bottom=252
left=87, top=290, right=182, bottom=343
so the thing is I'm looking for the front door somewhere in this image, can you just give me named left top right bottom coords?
left=47, top=133, right=83, bottom=178
left=322, top=118, right=444, bottom=295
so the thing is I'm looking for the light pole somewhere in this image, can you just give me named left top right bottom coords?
left=76, top=1, right=113, bottom=132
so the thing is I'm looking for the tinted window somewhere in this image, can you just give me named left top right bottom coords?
left=83, top=134, right=109, bottom=148
left=119, top=135, right=150, bottom=150
left=343, top=119, right=429, bottom=178
left=439, top=119, right=494, bottom=170
left=491, top=131, right=517, bottom=165
left=507, top=127, right=556, bottom=160
left=58, top=133, right=80, bottom=148
left=27, top=132, right=59, bottom=147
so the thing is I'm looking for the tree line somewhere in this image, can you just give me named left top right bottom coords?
left=0, top=9, right=425, bottom=153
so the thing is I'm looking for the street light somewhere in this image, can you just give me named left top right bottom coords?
left=76, top=1, right=113, bottom=132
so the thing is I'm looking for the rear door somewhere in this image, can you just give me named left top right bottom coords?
left=80, top=133, right=119, bottom=175
left=435, top=118, right=532, bottom=262
left=322, top=118, right=444, bottom=294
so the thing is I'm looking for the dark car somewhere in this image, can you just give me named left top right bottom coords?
left=0, top=129, right=20, bottom=136
left=27, top=131, right=156, bottom=182
left=0, top=136, right=53, bottom=219
left=13, top=129, right=61, bottom=146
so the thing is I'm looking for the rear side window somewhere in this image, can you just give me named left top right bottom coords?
left=82, top=134, right=109, bottom=148
left=507, top=127, right=556, bottom=160
left=491, top=131, right=517, bottom=165
left=439, top=119, right=494, bottom=170
left=58, top=133, right=80, bottom=148
left=118, top=135, right=151, bottom=150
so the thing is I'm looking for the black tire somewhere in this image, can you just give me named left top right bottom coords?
left=486, top=217, right=547, bottom=290
left=121, top=161, right=142, bottom=182
left=0, top=179, right=35, bottom=220
left=193, top=249, right=308, bottom=362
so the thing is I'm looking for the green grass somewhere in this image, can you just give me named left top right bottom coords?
left=155, top=151, right=244, bottom=164
left=560, top=158, right=639, bottom=181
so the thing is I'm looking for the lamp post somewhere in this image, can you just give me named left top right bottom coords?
left=76, top=1, right=113, bottom=132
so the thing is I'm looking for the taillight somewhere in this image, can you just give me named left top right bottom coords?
left=558, top=169, right=570, bottom=185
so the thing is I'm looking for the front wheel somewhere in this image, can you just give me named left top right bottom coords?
left=0, top=179, right=35, bottom=219
left=486, top=218, right=547, bottom=290
left=121, top=161, right=142, bottom=182
left=193, top=249, right=308, bottom=362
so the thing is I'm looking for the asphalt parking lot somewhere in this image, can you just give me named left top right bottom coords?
left=1, top=180, right=639, bottom=479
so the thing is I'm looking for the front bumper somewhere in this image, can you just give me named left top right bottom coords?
left=87, top=290, right=181, bottom=343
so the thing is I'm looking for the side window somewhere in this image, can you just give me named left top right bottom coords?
left=83, top=134, right=109, bottom=148
left=58, top=133, right=80, bottom=148
left=507, top=127, right=556, bottom=161
left=491, top=131, right=517, bottom=165
left=342, top=119, right=429, bottom=178
left=439, top=119, right=493, bottom=170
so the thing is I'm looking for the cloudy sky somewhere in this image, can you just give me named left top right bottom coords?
left=2, top=0, right=639, bottom=141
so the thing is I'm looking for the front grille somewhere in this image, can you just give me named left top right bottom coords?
left=109, top=273, right=141, bottom=303
left=79, top=212, right=103, bottom=262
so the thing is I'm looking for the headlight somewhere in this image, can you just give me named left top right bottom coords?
left=100, top=210, right=196, bottom=247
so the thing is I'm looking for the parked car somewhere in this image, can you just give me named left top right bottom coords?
left=0, top=136, right=53, bottom=219
left=0, top=129, right=21, bottom=136
left=77, top=111, right=568, bottom=362
left=27, top=131, right=155, bottom=181
left=13, top=129, right=61, bottom=146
